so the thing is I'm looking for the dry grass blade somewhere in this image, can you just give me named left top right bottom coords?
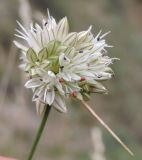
left=81, top=100, right=134, bottom=156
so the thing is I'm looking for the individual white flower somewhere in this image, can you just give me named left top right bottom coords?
left=14, top=10, right=117, bottom=114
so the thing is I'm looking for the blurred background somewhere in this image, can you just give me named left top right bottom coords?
left=0, top=0, right=142, bottom=159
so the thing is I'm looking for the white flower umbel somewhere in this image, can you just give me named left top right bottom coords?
left=14, top=10, right=134, bottom=157
left=14, top=10, right=116, bottom=113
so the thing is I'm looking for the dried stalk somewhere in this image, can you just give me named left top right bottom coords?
left=81, top=100, right=134, bottom=156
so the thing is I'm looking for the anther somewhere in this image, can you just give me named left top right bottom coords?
left=60, top=66, right=64, bottom=72
left=44, top=22, right=48, bottom=26
left=59, top=78, right=64, bottom=83
left=64, top=57, right=67, bottom=60
left=29, top=75, right=32, bottom=79
left=80, top=77, right=86, bottom=81
left=35, top=95, right=38, bottom=98
left=60, top=66, right=64, bottom=69
left=97, top=75, right=102, bottom=78
left=71, top=91, right=77, bottom=97
left=97, top=37, right=100, bottom=41
left=79, top=50, right=83, bottom=53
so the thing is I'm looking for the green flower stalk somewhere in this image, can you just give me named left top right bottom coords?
left=28, top=105, right=51, bottom=160
left=14, top=9, right=133, bottom=159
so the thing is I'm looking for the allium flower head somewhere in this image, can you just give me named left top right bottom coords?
left=14, top=10, right=134, bottom=156
left=14, top=10, right=117, bottom=113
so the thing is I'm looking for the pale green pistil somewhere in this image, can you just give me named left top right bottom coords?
left=26, top=40, right=62, bottom=75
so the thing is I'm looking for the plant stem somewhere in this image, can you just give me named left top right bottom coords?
left=27, top=105, right=52, bottom=160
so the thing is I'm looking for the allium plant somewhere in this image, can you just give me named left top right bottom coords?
left=14, top=10, right=133, bottom=160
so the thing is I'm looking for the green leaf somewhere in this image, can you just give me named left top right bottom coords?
left=89, top=81, right=108, bottom=94
left=25, top=63, right=32, bottom=72
left=105, top=67, right=114, bottom=74
left=27, top=48, right=38, bottom=63
left=82, top=92, right=90, bottom=101
left=91, top=81, right=106, bottom=90
left=83, top=84, right=90, bottom=92
left=46, top=56, right=59, bottom=73
left=47, top=41, right=60, bottom=57
left=48, top=56, right=58, bottom=61
left=38, top=48, right=48, bottom=61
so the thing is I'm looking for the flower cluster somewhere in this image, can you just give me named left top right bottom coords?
left=14, top=11, right=117, bottom=113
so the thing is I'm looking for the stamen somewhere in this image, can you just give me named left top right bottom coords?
left=101, top=50, right=107, bottom=56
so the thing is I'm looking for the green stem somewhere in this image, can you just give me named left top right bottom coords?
left=27, top=105, right=52, bottom=160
